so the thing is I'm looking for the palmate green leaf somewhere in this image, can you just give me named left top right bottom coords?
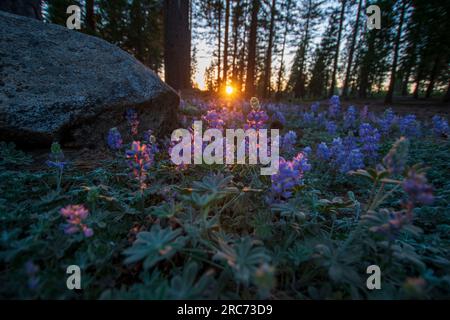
left=169, top=262, right=215, bottom=299
left=213, top=237, right=270, bottom=286
left=123, top=224, right=187, bottom=270
left=149, top=201, right=183, bottom=218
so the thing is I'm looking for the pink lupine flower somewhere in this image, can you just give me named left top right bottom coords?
left=60, top=205, right=94, bottom=238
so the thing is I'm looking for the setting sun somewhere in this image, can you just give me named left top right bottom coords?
left=225, top=85, right=234, bottom=95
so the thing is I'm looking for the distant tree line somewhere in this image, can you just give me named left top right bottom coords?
left=9, top=0, right=449, bottom=101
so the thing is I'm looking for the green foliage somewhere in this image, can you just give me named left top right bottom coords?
left=123, top=225, right=187, bottom=270
left=1, top=112, right=449, bottom=299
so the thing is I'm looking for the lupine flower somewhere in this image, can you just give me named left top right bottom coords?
left=271, top=152, right=310, bottom=201
left=311, top=102, right=320, bottom=114
left=293, top=151, right=312, bottom=172
left=126, top=141, right=152, bottom=186
left=316, top=112, right=327, bottom=126
left=340, top=148, right=365, bottom=173
left=202, top=110, right=225, bottom=130
left=60, top=204, right=93, bottom=237
left=125, top=108, right=139, bottom=136
left=371, top=210, right=411, bottom=239
left=330, top=138, right=364, bottom=173
left=107, top=127, right=123, bottom=150
left=383, top=137, right=409, bottom=175
left=343, top=134, right=358, bottom=153
left=316, top=142, right=331, bottom=161
left=359, top=122, right=380, bottom=159
left=302, top=112, right=315, bottom=124
left=245, top=110, right=269, bottom=130
left=402, top=171, right=434, bottom=205
left=328, top=95, right=341, bottom=118
left=432, top=115, right=448, bottom=138
left=343, top=106, right=357, bottom=129
left=325, top=120, right=337, bottom=135
left=360, top=105, right=369, bottom=120
left=143, top=129, right=159, bottom=159
left=271, top=111, right=286, bottom=126
left=399, top=114, right=421, bottom=138
left=302, top=146, right=312, bottom=155
left=282, top=130, right=297, bottom=153
left=46, top=142, right=66, bottom=169
left=24, top=260, right=39, bottom=290
left=330, top=137, right=346, bottom=165
left=377, top=108, right=397, bottom=135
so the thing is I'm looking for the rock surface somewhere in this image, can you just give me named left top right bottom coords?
left=0, top=11, right=179, bottom=147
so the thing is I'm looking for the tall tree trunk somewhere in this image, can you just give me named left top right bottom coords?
left=293, top=0, right=312, bottom=99
left=443, top=80, right=450, bottom=103
left=164, top=0, right=191, bottom=90
left=425, top=56, right=441, bottom=98
left=329, top=0, right=346, bottom=97
left=385, top=0, right=407, bottom=104
left=413, top=72, right=421, bottom=99
left=86, top=0, right=96, bottom=34
left=217, top=2, right=222, bottom=91
left=342, top=0, right=362, bottom=99
left=231, top=1, right=240, bottom=83
left=401, top=65, right=412, bottom=96
left=245, top=0, right=259, bottom=97
left=262, top=0, right=277, bottom=98
left=222, top=0, right=230, bottom=88
left=276, top=0, right=291, bottom=96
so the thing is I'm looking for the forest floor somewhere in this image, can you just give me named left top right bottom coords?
left=19, top=96, right=450, bottom=173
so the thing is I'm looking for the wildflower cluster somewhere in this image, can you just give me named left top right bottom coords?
left=282, top=130, right=297, bottom=153
left=245, top=110, right=269, bottom=130
left=316, top=142, right=331, bottom=161
left=432, top=115, right=448, bottom=138
left=402, top=170, right=434, bottom=206
left=46, top=142, right=66, bottom=169
left=377, top=108, right=397, bottom=135
left=330, top=137, right=364, bottom=173
left=107, top=127, right=123, bottom=150
left=359, top=122, right=380, bottom=160
left=24, top=261, right=39, bottom=290
left=202, top=109, right=225, bottom=130
left=271, top=152, right=311, bottom=201
left=343, top=105, right=357, bottom=129
left=60, top=204, right=93, bottom=237
left=126, top=141, right=153, bottom=186
left=325, top=120, right=337, bottom=135
left=399, top=114, right=421, bottom=138
left=328, top=95, right=341, bottom=118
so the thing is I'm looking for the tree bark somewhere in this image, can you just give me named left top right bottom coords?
left=385, top=0, right=407, bottom=104
left=217, top=1, right=222, bottom=90
left=276, top=0, right=292, bottom=97
left=329, top=0, right=346, bottom=97
left=222, top=0, right=230, bottom=88
left=342, top=0, right=362, bottom=99
left=164, top=0, right=191, bottom=90
left=262, top=0, right=277, bottom=98
left=245, top=0, right=260, bottom=97
left=293, top=0, right=313, bottom=99
left=443, top=80, right=450, bottom=103
left=86, top=0, right=96, bottom=34
left=425, top=55, right=441, bottom=98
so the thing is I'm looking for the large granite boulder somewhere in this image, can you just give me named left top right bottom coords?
left=0, top=11, right=179, bottom=147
